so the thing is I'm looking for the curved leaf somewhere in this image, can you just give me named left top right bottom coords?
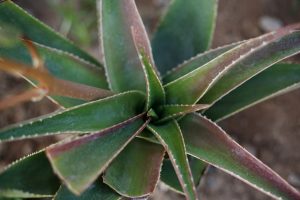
left=152, top=0, right=218, bottom=74
left=200, top=28, right=300, bottom=105
left=148, top=121, right=198, bottom=200
left=46, top=116, right=147, bottom=194
left=0, top=151, right=60, bottom=198
left=205, top=63, right=300, bottom=121
left=54, top=183, right=121, bottom=200
left=164, top=27, right=300, bottom=105
left=181, top=113, right=300, bottom=200
left=163, top=42, right=241, bottom=83
left=100, top=0, right=152, bottom=92
left=0, top=91, right=145, bottom=142
left=0, top=1, right=100, bottom=66
left=103, top=138, right=165, bottom=198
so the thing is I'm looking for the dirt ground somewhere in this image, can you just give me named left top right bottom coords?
left=1, top=0, right=300, bottom=200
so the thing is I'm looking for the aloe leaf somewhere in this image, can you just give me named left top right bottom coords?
left=152, top=0, right=218, bottom=74
left=205, top=63, right=300, bottom=121
left=0, top=151, right=60, bottom=198
left=164, top=27, right=300, bottom=105
left=46, top=117, right=147, bottom=194
left=161, top=157, right=207, bottom=194
left=200, top=28, right=300, bottom=105
left=156, top=104, right=210, bottom=123
left=134, top=42, right=165, bottom=110
left=0, top=1, right=100, bottom=66
left=163, top=42, right=241, bottom=83
left=180, top=113, right=300, bottom=200
left=0, top=91, right=145, bottom=142
left=103, top=138, right=165, bottom=198
left=54, top=183, right=121, bottom=200
left=148, top=121, right=198, bottom=200
left=100, top=0, right=153, bottom=92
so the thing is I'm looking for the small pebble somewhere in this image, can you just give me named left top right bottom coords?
left=244, top=144, right=257, bottom=156
left=259, top=16, right=283, bottom=32
left=288, top=173, right=300, bottom=187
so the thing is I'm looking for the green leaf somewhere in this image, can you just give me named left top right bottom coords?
left=0, top=1, right=100, bottom=66
left=161, top=157, right=207, bottom=194
left=54, top=183, right=121, bottom=200
left=163, top=42, right=241, bottom=83
left=148, top=121, right=198, bottom=200
left=164, top=28, right=300, bottom=105
left=0, top=151, right=60, bottom=198
left=152, top=0, right=218, bottom=74
left=103, top=138, right=165, bottom=198
left=46, top=117, right=147, bottom=194
left=200, top=29, right=300, bottom=105
left=205, top=63, right=300, bottom=121
left=100, top=0, right=152, bottom=92
left=156, top=104, right=210, bottom=123
left=0, top=91, right=145, bottom=141
left=181, top=113, right=300, bottom=200
left=136, top=47, right=165, bottom=110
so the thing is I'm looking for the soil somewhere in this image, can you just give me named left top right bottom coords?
left=1, top=0, right=300, bottom=200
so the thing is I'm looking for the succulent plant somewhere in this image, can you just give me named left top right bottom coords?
left=0, top=0, right=300, bottom=199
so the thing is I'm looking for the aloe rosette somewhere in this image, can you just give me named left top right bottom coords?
left=0, top=0, right=300, bottom=200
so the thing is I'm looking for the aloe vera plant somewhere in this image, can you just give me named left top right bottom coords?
left=0, top=0, right=300, bottom=199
